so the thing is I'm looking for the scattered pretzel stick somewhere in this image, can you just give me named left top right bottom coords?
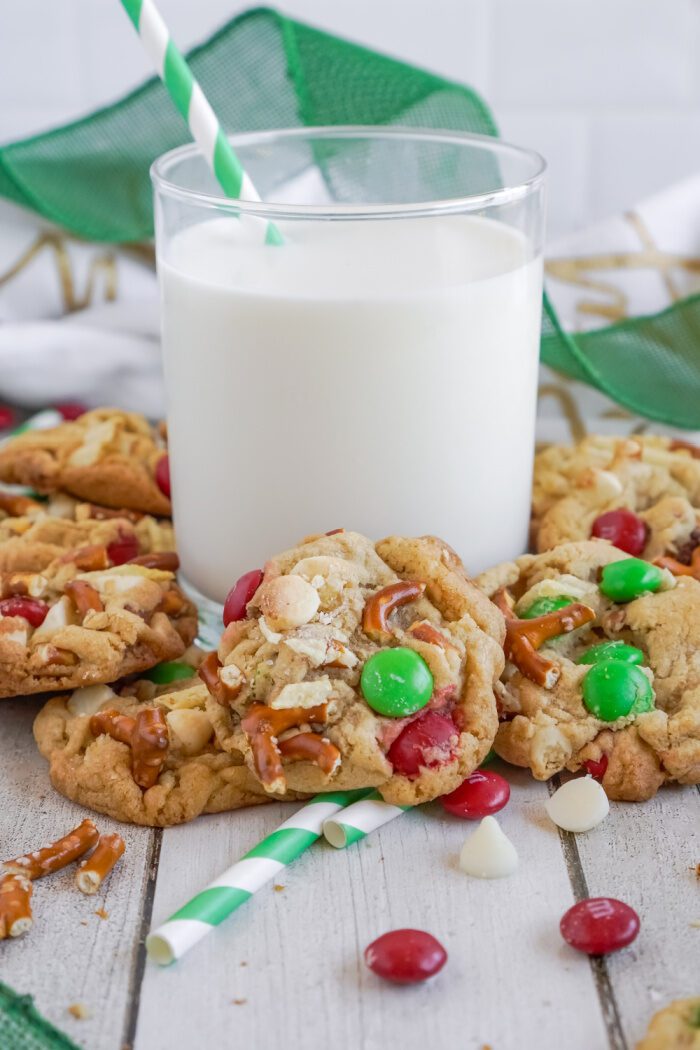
left=241, top=702, right=331, bottom=793
left=0, top=874, right=33, bottom=939
left=76, top=834, right=126, bottom=895
left=3, top=819, right=99, bottom=880
left=493, top=588, right=596, bottom=689
left=362, top=581, right=426, bottom=642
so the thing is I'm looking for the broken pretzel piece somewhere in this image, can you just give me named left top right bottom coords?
left=128, top=551, right=179, bottom=572
left=407, top=619, right=458, bottom=651
left=60, top=544, right=110, bottom=571
left=2, top=818, right=98, bottom=880
left=493, top=588, right=595, bottom=689
left=655, top=548, right=700, bottom=581
left=241, top=702, right=333, bottom=794
left=65, top=579, right=104, bottom=615
left=76, top=833, right=126, bottom=895
left=0, top=874, right=33, bottom=939
left=90, top=708, right=169, bottom=789
left=198, top=650, right=244, bottom=705
left=362, top=581, right=426, bottom=643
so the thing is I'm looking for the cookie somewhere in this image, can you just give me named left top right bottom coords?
left=0, top=490, right=174, bottom=575
left=0, top=555, right=197, bottom=698
left=0, top=408, right=171, bottom=516
left=477, top=540, right=700, bottom=801
left=636, top=998, right=700, bottom=1049
left=533, top=435, right=700, bottom=560
left=200, top=530, right=505, bottom=807
left=33, top=668, right=291, bottom=826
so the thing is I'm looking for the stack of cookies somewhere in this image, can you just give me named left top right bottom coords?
left=1, top=412, right=698, bottom=826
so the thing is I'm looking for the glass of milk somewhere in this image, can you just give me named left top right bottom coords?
left=152, top=127, right=546, bottom=607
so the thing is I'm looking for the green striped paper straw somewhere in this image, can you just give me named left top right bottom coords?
left=323, top=791, right=412, bottom=849
left=146, top=789, right=372, bottom=966
left=120, top=0, right=282, bottom=245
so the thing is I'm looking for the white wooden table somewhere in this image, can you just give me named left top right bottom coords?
left=1, top=696, right=697, bottom=1050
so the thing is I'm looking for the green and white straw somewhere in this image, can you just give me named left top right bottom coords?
left=322, top=791, right=412, bottom=849
left=120, top=0, right=282, bottom=245
left=146, top=789, right=371, bottom=966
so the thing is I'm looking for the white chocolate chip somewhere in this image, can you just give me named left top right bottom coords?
left=32, top=596, right=75, bottom=642
left=270, top=677, right=333, bottom=710
left=166, top=708, right=213, bottom=754
left=67, top=684, right=117, bottom=717
left=258, top=575, right=320, bottom=631
left=459, top=816, right=519, bottom=879
left=157, top=683, right=209, bottom=711
left=545, top=776, right=609, bottom=833
left=258, top=617, right=283, bottom=645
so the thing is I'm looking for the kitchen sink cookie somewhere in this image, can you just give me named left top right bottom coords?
left=0, top=555, right=196, bottom=698
left=34, top=668, right=289, bottom=826
left=0, top=408, right=171, bottom=516
left=200, top=530, right=505, bottom=807
left=0, top=489, right=174, bottom=574
left=477, top=540, right=700, bottom=801
left=533, top=435, right=700, bottom=559
left=636, top=998, right=700, bottom=1050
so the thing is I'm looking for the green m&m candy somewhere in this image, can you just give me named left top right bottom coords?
left=521, top=595, right=572, bottom=619
left=145, top=661, right=196, bottom=685
left=582, top=660, right=654, bottom=722
left=577, top=640, right=644, bottom=666
left=361, top=647, right=433, bottom=718
left=599, top=558, right=664, bottom=603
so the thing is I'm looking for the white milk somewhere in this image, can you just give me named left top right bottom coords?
left=159, top=215, right=542, bottom=602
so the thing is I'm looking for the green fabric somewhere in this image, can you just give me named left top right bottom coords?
left=0, top=981, right=81, bottom=1050
left=0, top=5, right=698, bottom=428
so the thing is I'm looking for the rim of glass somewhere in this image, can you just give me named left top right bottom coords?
left=150, top=125, right=546, bottom=219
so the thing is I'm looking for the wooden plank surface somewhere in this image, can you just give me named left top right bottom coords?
left=0, top=697, right=153, bottom=1050
left=134, top=766, right=609, bottom=1050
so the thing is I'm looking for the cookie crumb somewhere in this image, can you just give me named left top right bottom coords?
left=273, top=884, right=285, bottom=892
left=80, top=920, right=88, bottom=926
left=67, top=1003, right=90, bottom=1020
left=231, top=999, right=247, bottom=1006
left=95, top=908, right=109, bottom=920
left=240, top=961, right=247, bottom=967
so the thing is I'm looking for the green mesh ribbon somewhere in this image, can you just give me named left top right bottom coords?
left=0, top=6, right=698, bottom=429
left=0, top=982, right=81, bottom=1050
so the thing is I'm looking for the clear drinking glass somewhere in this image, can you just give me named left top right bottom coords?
left=152, top=126, right=546, bottom=610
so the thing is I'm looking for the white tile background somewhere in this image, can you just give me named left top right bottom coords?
left=2, top=0, right=700, bottom=238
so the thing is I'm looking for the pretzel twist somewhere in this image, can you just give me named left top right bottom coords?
left=60, top=544, right=110, bottom=571
left=407, top=619, right=457, bottom=651
left=128, top=551, right=179, bottom=572
left=65, top=579, right=104, bottom=615
left=277, top=733, right=340, bottom=775
left=493, top=588, right=596, bottom=689
left=76, top=833, right=126, bottom=895
left=362, top=580, right=426, bottom=642
left=0, top=874, right=33, bottom=939
left=241, top=702, right=331, bottom=793
left=90, top=709, right=169, bottom=789
left=3, top=819, right=98, bottom=880
left=654, top=548, right=700, bottom=580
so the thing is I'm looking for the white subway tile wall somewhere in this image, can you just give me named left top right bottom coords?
left=2, top=0, right=700, bottom=237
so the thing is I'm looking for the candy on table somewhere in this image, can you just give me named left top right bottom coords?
left=599, top=558, right=665, bottom=602
left=576, top=640, right=644, bottom=666
left=582, top=660, right=654, bottom=721
left=560, top=897, right=640, bottom=955
left=223, top=568, right=264, bottom=625
left=591, top=508, right=648, bottom=556
left=360, top=647, right=433, bottom=717
left=545, top=777, right=609, bottom=832
left=440, top=769, right=510, bottom=820
left=458, top=816, right=518, bottom=879
left=364, top=929, right=447, bottom=984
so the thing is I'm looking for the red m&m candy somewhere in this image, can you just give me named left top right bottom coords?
left=155, top=455, right=171, bottom=498
left=583, top=755, right=609, bottom=781
left=223, top=569, right=264, bottom=626
left=560, top=897, right=640, bottom=955
left=365, top=929, right=447, bottom=984
left=440, top=769, right=510, bottom=820
left=0, top=597, right=49, bottom=627
left=107, top=531, right=140, bottom=566
left=0, top=405, right=16, bottom=430
left=387, top=711, right=457, bottom=778
left=55, top=401, right=87, bottom=421
left=591, top=509, right=648, bottom=556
